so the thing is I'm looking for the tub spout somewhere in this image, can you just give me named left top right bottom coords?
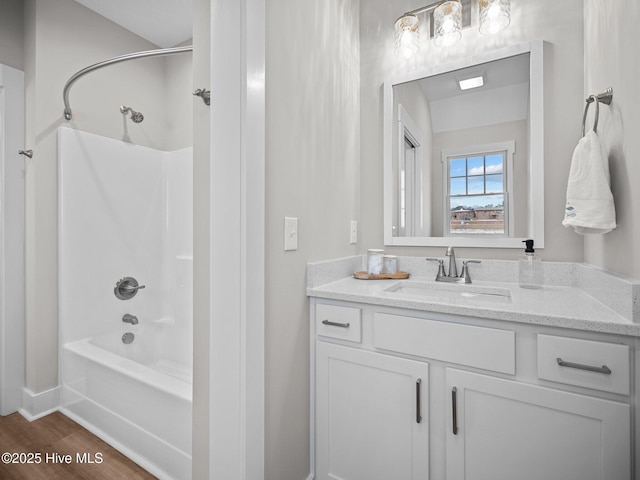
left=122, top=313, right=139, bottom=325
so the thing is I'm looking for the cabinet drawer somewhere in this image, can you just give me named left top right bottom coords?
left=537, top=334, right=630, bottom=395
left=316, top=304, right=362, bottom=343
left=373, top=313, right=515, bottom=374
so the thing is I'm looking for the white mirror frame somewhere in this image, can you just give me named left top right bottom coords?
left=383, top=40, right=544, bottom=248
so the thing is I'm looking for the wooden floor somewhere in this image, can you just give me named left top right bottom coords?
left=0, top=411, right=157, bottom=479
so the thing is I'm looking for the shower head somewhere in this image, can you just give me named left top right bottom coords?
left=130, top=111, right=144, bottom=123
left=120, top=105, right=144, bottom=123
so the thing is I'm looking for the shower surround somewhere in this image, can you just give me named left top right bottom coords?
left=58, top=127, right=193, bottom=480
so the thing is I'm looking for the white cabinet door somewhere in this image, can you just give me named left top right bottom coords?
left=446, top=369, right=630, bottom=480
left=316, top=342, right=429, bottom=480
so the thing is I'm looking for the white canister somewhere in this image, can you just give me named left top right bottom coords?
left=383, top=255, right=398, bottom=274
left=367, top=249, right=384, bottom=274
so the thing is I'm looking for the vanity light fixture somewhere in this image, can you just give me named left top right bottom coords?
left=479, top=0, right=511, bottom=35
left=394, top=0, right=510, bottom=58
left=458, top=75, right=484, bottom=90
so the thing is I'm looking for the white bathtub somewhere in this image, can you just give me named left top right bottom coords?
left=60, top=328, right=192, bottom=480
left=90, top=326, right=193, bottom=385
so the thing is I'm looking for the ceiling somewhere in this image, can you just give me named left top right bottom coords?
left=73, top=0, right=193, bottom=48
left=419, top=53, right=531, bottom=102
left=400, top=53, right=531, bottom=133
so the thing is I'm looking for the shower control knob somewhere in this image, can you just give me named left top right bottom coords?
left=114, top=277, right=145, bottom=300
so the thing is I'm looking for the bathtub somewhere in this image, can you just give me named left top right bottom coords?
left=60, top=327, right=192, bottom=480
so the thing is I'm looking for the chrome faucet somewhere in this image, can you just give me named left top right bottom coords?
left=427, top=247, right=481, bottom=283
left=122, top=313, right=139, bottom=325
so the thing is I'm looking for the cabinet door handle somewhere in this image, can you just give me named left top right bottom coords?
left=451, top=387, right=458, bottom=435
left=556, top=357, right=612, bottom=375
left=416, top=378, right=422, bottom=424
left=321, top=319, right=350, bottom=328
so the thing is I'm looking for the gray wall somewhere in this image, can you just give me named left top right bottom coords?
left=265, top=0, right=360, bottom=478
left=583, top=0, right=640, bottom=280
left=360, top=0, right=585, bottom=262
left=0, top=0, right=23, bottom=70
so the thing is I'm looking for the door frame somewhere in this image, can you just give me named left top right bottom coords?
left=193, top=0, right=265, bottom=478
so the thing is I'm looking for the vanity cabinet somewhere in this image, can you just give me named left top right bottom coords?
left=315, top=342, right=429, bottom=480
left=446, top=369, right=630, bottom=480
left=311, top=300, right=634, bottom=480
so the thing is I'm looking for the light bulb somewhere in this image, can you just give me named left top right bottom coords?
left=394, top=15, right=420, bottom=58
left=434, top=1, right=462, bottom=47
left=479, top=0, right=511, bottom=35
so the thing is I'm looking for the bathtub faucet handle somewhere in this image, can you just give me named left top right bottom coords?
left=122, top=314, right=139, bottom=325
left=114, top=277, right=145, bottom=300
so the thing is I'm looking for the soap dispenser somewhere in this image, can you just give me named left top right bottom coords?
left=519, top=239, right=542, bottom=289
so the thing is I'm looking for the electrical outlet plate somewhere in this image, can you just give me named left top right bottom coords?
left=284, top=217, right=298, bottom=251
left=350, top=220, right=358, bottom=244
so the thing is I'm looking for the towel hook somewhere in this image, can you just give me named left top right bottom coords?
left=581, top=87, right=613, bottom=137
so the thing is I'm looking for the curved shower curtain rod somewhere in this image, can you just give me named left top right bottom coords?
left=63, top=45, right=193, bottom=120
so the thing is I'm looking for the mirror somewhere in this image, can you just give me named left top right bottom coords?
left=383, top=41, right=544, bottom=248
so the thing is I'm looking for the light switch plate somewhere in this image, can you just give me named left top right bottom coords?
left=284, top=217, right=298, bottom=251
left=350, top=220, right=358, bottom=244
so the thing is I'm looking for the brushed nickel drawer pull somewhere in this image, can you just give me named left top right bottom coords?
left=416, top=378, right=422, bottom=424
left=321, top=319, right=350, bottom=328
left=452, top=387, right=458, bottom=435
left=556, top=357, right=612, bottom=375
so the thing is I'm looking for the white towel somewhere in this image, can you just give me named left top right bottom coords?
left=562, top=130, right=616, bottom=235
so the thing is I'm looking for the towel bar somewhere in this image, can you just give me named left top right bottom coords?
left=582, top=87, right=613, bottom=137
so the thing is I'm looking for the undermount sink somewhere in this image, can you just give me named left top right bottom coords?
left=383, top=281, right=512, bottom=304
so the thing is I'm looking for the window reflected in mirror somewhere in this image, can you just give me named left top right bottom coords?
left=444, top=143, right=513, bottom=236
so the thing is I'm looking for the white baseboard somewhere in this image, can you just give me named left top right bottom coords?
left=19, top=386, right=60, bottom=421
left=305, top=474, right=315, bottom=480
